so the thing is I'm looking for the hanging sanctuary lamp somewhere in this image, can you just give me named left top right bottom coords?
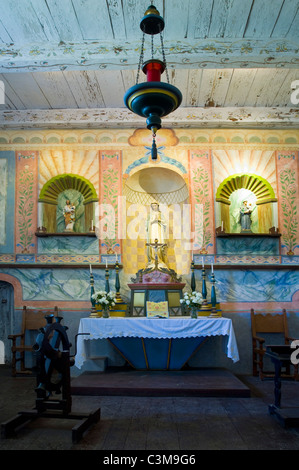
left=124, top=4, right=182, bottom=160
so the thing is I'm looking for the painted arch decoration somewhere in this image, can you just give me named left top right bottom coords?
left=38, top=173, right=98, bottom=205
left=216, top=173, right=277, bottom=206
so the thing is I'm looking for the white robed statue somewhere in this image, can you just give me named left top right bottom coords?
left=146, top=202, right=168, bottom=268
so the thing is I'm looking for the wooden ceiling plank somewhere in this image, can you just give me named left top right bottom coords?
left=32, top=71, right=79, bottom=109
left=210, top=69, right=234, bottom=107
left=271, top=0, right=299, bottom=38
left=45, top=0, right=83, bottom=42
left=244, top=0, right=285, bottom=38
left=106, top=0, right=126, bottom=39
left=94, top=69, right=125, bottom=107
left=272, top=68, right=299, bottom=106
left=1, top=72, right=50, bottom=109
left=72, top=0, right=112, bottom=40
left=64, top=70, right=105, bottom=108
left=0, top=73, right=26, bottom=110
left=222, top=0, right=254, bottom=38
left=197, top=69, right=218, bottom=107
left=254, top=68, right=290, bottom=107
left=189, top=0, right=213, bottom=39
left=30, top=0, right=60, bottom=42
left=0, top=19, right=13, bottom=43
left=168, top=69, right=190, bottom=107
left=224, top=68, right=257, bottom=107
left=164, top=0, right=189, bottom=39
left=208, top=0, right=235, bottom=38
left=61, top=70, right=89, bottom=108
left=244, top=68, right=275, bottom=106
left=122, top=0, right=149, bottom=40
left=186, top=69, right=203, bottom=107
left=0, top=0, right=48, bottom=43
left=286, top=7, right=299, bottom=38
left=121, top=70, right=139, bottom=92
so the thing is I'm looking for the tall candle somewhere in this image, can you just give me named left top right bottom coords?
left=211, top=263, right=214, bottom=273
left=115, top=253, right=118, bottom=263
left=221, top=221, right=223, bottom=231
left=191, top=250, right=193, bottom=261
left=106, top=258, right=108, bottom=268
left=89, top=264, right=92, bottom=273
left=202, top=256, right=204, bottom=268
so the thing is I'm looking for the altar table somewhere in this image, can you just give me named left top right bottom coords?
left=75, top=317, right=239, bottom=371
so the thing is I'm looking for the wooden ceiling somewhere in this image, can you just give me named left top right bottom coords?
left=0, top=0, right=298, bottom=129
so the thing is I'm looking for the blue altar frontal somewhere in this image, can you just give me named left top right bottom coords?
left=75, top=317, right=239, bottom=371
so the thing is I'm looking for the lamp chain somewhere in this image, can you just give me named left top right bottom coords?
left=151, top=34, right=154, bottom=61
left=160, top=32, right=169, bottom=83
left=136, top=32, right=145, bottom=84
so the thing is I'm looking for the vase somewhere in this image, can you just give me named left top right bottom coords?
left=102, top=306, right=110, bottom=318
left=190, top=306, right=198, bottom=319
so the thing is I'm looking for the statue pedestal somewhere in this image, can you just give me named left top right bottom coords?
left=128, top=282, right=186, bottom=316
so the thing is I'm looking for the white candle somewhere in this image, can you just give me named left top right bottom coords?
left=202, top=256, right=204, bottom=268
left=89, top=264, right=92, bottom=273
left=211, top=263, right=214, bottom=273
left=106, top=258, right=108, bottom=268
left=191, top=250, right=193, bottom=260
left=221, top=221, right=223, bottom=231
left=115, top=253, right=118, bottom=263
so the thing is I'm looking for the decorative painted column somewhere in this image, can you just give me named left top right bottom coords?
left=99, top=151, right=122, bottom=260
left=188, top=150, right=215, bottom=256
left=15, top=151, right=38, bottom=261
left=276, top=151, right=299, bottom=258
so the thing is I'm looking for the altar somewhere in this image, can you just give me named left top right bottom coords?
left=75, top=317, right=239, bottom=371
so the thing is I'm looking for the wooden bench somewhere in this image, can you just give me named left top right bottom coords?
left=8, top=306, right=58, bottom=376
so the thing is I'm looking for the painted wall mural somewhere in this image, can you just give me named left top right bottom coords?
left=0, top=128, right=298, bottom=314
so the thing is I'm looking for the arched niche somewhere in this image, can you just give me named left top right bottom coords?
left=122, top=167, right=190, bottom=274
left=38, top=174, right=98, bottom=233
left=216, top=173, right=277, bottom=233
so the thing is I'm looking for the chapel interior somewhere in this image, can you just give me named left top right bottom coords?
left=0, top=0, right=299, bottom=452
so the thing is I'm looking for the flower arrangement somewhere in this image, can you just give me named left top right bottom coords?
left=92, top=290, right=116, bottom=317
left=180, top=291, right=203, bottom=318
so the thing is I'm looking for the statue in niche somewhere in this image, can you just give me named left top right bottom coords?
left=146, top=202, right=168, bottom=267
left=239, top=200, right=255, bottom=232
left=56, top=190, right=85, bottom=233
left=63, top=200, right=76, bottom=232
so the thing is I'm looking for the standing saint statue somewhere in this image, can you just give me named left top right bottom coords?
left=146, top=202, right=168, bottom=267
left=239, top=200, right=255, bottom=232
left=63, top=200, right=76, bottom=232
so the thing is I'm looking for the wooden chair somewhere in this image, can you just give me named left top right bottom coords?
left=8, top=305, right=58, bottom=376
left=251, top=308, right=299, bottom=380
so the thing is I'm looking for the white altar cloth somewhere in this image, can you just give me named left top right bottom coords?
left=75, top=317, right=239, bottom=369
